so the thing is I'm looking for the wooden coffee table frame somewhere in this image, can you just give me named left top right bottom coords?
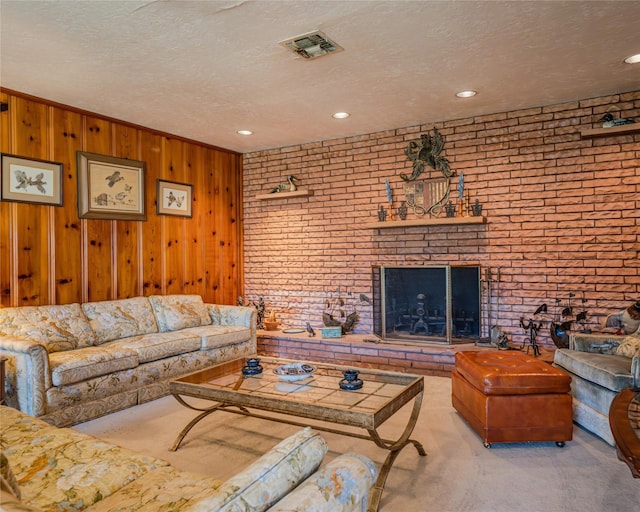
left=609, top=387, right=640, bottom=478
left=169, top=357, right=426, bottom=512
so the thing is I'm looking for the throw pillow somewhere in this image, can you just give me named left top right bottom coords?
left=616, top=335, right=640, bottom=358
left=149, top=295, right=212, bottom=332
left=0, top=304, right=95, bottom=353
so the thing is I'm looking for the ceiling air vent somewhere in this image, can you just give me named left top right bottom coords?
left=279, top=31, right=343, bottom=60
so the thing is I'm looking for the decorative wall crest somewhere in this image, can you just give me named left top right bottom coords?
left=401, top=127, right=452, bottom=182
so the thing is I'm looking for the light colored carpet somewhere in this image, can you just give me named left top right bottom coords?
left=75, top=376, right=640, bottom=512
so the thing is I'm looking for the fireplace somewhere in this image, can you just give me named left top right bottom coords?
left=372, top=265, right=481, bottom=344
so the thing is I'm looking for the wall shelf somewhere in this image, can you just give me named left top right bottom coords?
left=580, top=124, right=640, bottom=139
left=256, top=189, right=313, bottom=200
left=363, top=216, right=486, bottom=229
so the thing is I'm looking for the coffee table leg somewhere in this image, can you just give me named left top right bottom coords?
left=170, top=394, right=250, bottom=451
left=366, top=391, right=426, bottom=512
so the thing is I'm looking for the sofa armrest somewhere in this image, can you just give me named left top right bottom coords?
left=207, top=304, right=256, bottom=328
left=207, top=304, right=257, bottom=349
left=0, top=337, right=50, bottom=416
left=569, top=333, right=625, bottom=354
left=185, top=427, right=327, bottom=512
left=267, top=453, right=378, bottom=512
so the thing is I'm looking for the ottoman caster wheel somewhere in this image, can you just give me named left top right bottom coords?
left=483, top=442, right=492, bottom=448
left=555, top=441, right=566, bottom=448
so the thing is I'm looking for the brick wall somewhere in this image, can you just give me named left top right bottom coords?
left=243, top=92, right=640, bottom=347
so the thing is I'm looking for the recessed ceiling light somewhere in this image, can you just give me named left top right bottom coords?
left=456, top=90, right=477, bottom=98
left=237, top=130, right=253, bottom=136
left=332, top=112, right=350, bottom=119
left=624, top=53, right=640, bottom=64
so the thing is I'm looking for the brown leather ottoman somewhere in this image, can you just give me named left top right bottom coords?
left=451, top=351, right=573, bottom=447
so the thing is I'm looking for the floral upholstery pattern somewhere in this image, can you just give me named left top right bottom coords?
left=185, top=325, right=252, bottom=350
left=109, top=331, right=202, bottom=363
left=185, top=427, right=328, bottom=512
left=82, top=298, right=158, bottom=344
left=49, top=346, right=139, bottom=387
left=0, top=304, right=96, bottom=353
left=268, top=453, right=378, bottom=512
left=85, top=466, right=223, bottom=512
left=0, top=295, right=256, bottom=426
left=2, top=407, right=375, bottom=512
left=1, top=337, right=51, bottom=416
left=1, top=452, right=21, bottom=499
left=1, top=407, right=168, bottom=512
left=149, top=295, right=212, bottom=332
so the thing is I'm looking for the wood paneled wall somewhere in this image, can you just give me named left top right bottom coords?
left=0, top=89, right=244, bottom=307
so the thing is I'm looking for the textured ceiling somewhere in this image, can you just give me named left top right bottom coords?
left=1, top=0, right=639, bottom=154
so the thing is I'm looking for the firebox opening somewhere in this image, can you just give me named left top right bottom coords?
left=372, top=265, right=481, bottom=345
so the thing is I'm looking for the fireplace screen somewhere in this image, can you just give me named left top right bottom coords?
left=372, top=265, right=480, bottom=344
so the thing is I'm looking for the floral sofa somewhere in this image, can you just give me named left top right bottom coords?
left=0, top=295, right=256, bottom=427
left=553, top=331, right=640, bottom=445
left=0, top=406, right=377, bottom=512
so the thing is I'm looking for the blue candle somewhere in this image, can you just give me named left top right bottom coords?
left=458, top=173, right=464, bottom=200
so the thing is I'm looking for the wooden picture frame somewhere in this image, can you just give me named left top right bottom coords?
left=157, top=179, right=192, bottom=217
left=77, top=151, right=146, bottom=220
left=1, top=153, right=63, bottom=206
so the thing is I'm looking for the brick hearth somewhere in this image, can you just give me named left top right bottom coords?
left=259, top=331, right=490, bottom=376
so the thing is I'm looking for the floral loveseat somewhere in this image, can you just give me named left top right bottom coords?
left=0, top=295, right=256, bottom=427
left=0, top=406, right=377, bottom=512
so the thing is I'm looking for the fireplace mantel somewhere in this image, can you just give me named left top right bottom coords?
left=363, top=216, right=486, bottom=229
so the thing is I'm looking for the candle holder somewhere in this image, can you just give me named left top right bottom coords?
left=397, top=201, right=408, bottom=220
left=471, top=199, right=483, bottom=216
left=242, top=357, right=263, bottom=376
left=339, top=369, right=363, bottom=390
left=377, top=205, right=387, bottom=221
left=445, top=201, right=456, bottom=218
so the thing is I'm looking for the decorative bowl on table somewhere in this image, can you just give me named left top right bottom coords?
left=273, top=363, right=316, bottom=381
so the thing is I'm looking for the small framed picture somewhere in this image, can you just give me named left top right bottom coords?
left=157, top=179, right=192, bottom=217
left=1, top=153, right=63, bottom=206
left=77, top=151, right=146, bottom=221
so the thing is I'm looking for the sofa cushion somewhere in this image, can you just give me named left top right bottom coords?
left=0, top=303, right=96, bottom=353
left=4, top=437, right=167, bottom=511
left=84, top=466, right=223, bottom=512
left=554, top=348, right=634, bottom=392
left=49, top=346, right=139, bottom=387
left=186, top=427, right=328, bottom=512
left=82, top=297, right=158, bottom=343
left=616, top=335, right=640, bottom=358
left=454, top=351, right=571, bottom=395
left=109, top=331, right=202, bottom=363
left=149, top=295, right=212, bottom=332
left=183, top=325, right=253, bottom=350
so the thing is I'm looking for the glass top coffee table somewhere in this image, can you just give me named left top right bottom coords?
left=169, top=356, right=425, bottom=511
